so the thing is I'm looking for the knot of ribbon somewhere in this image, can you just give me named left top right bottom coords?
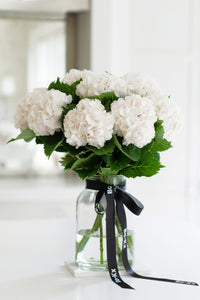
left=86, top=178, right=198, bottom=290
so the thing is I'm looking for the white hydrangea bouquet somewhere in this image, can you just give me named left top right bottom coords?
left=9, top=69, right=181, bottom=179
left=8, top=69, right=190, bottom=290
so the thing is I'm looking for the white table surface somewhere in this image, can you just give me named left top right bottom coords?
left=0, top=176, right=199, bottom=299
left=0, top=215, right=199, bottom=300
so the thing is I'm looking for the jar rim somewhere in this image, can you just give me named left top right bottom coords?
left=88, top=174, right=126, bottom=185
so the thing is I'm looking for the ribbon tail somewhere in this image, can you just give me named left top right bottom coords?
left=115, top=197, right=199, bottom=287
left=116, top=187, right=144, bottom=216
left=105, top=189, right=134, bottom=289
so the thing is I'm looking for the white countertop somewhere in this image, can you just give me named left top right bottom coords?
left=0, top=215, right=199, bottom=300
left=0, top=176, right=199, bottom=299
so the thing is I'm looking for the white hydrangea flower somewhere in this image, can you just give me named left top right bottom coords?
left=111, top=95, right=157, bottom=148
left=76, top=72, right=130, bottom=98
left=108, top=75, right=130, bottom=97
left=63, top=98, right=114, bottom=148
left=123, top=73, right=182, bottom=141
left=63, top=70, right=129, bottom=98
left=75, top=71, right=103, bottom=98
left=151, top=95, right=183, bottom=141
left=123, top=73, right=164, bottom=98
left=62, top=69, right=92, bottom=85
left=15, top=89, right=36, bottom=132
left=15, top=88, right=72, bottom=136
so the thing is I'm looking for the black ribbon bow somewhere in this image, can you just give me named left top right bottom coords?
left=86, top=179, right=198, bottom=289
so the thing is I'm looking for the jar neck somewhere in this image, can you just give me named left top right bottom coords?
left=89, top=174, right=126, bottom=186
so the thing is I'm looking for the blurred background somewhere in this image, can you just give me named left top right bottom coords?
left=0, top=1, right=200, bottom=226
left=0, top=1, right=200, bottom=298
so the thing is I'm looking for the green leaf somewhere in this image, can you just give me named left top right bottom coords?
left=86, top=136, right=115, bottom=155
left=88, top=91, right=119, bottom=112
left=72, top=153, right=101, bottom=170
left=105, top=70, right=112, bottom=75
left=113, top=135, right=141, bottom=162
left=36, top=132, right=78, bottom=157
left=154, top=119, right=164, bottom=140
left=60, top=155, right=76, bottom=170
left=71, top=153, right=102, bottom=179
left=151, top=152, right=160, bottom=161
left=44, top=136, right=65, bottom=158
left=36, top=132, right=63, bottom=145
left=60, top=142, right=86, bottom=155
left=48, top=77, right=82, bottom=103
left=100, top=167, right=115, bottom=177
left=35, top=137, right=43, bottom=144
left=104, top=148, right=131, bottom=172
left=75, top=167, right=100, bottom=180
left=143, top=120, right=172, bottom=153
left=36, top=132, right=85, bottom=156
left=104, top=153, right=115, bottom=167
left=75, top=160, right=102, bottom=179
left=110, top=152, right=130, bottom=172
left=120, top=152, right=164, bottom=178
left=122, top=144, right=141, bottom=161
left=48, top=77, right=81, bottom=122
left=36, top=132, right=65, bottom=158
left=151, top=138, right=172, bottom=152
left=7, top=129, right=35, bottom=143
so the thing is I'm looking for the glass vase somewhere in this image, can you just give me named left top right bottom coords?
left=75, top=175, right=134, bottom=271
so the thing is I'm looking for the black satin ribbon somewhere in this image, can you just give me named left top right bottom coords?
left=86, top=179, right=199, bottom=289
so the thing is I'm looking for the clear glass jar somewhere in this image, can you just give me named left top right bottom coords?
left=75, top=175, right=134, bottom=271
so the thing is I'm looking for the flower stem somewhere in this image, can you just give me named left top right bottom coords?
left=76, top=214, right=100, bottom=258
left=99, top=214, right=104, bottom=264
left=127, top=234, right=133, bottom=255
left=116, top=236, right=123, bottom=263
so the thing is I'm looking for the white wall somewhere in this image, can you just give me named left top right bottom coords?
left=1, top=0, right=199, bottom=224
left=90, top=0, right=200, bottom=223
